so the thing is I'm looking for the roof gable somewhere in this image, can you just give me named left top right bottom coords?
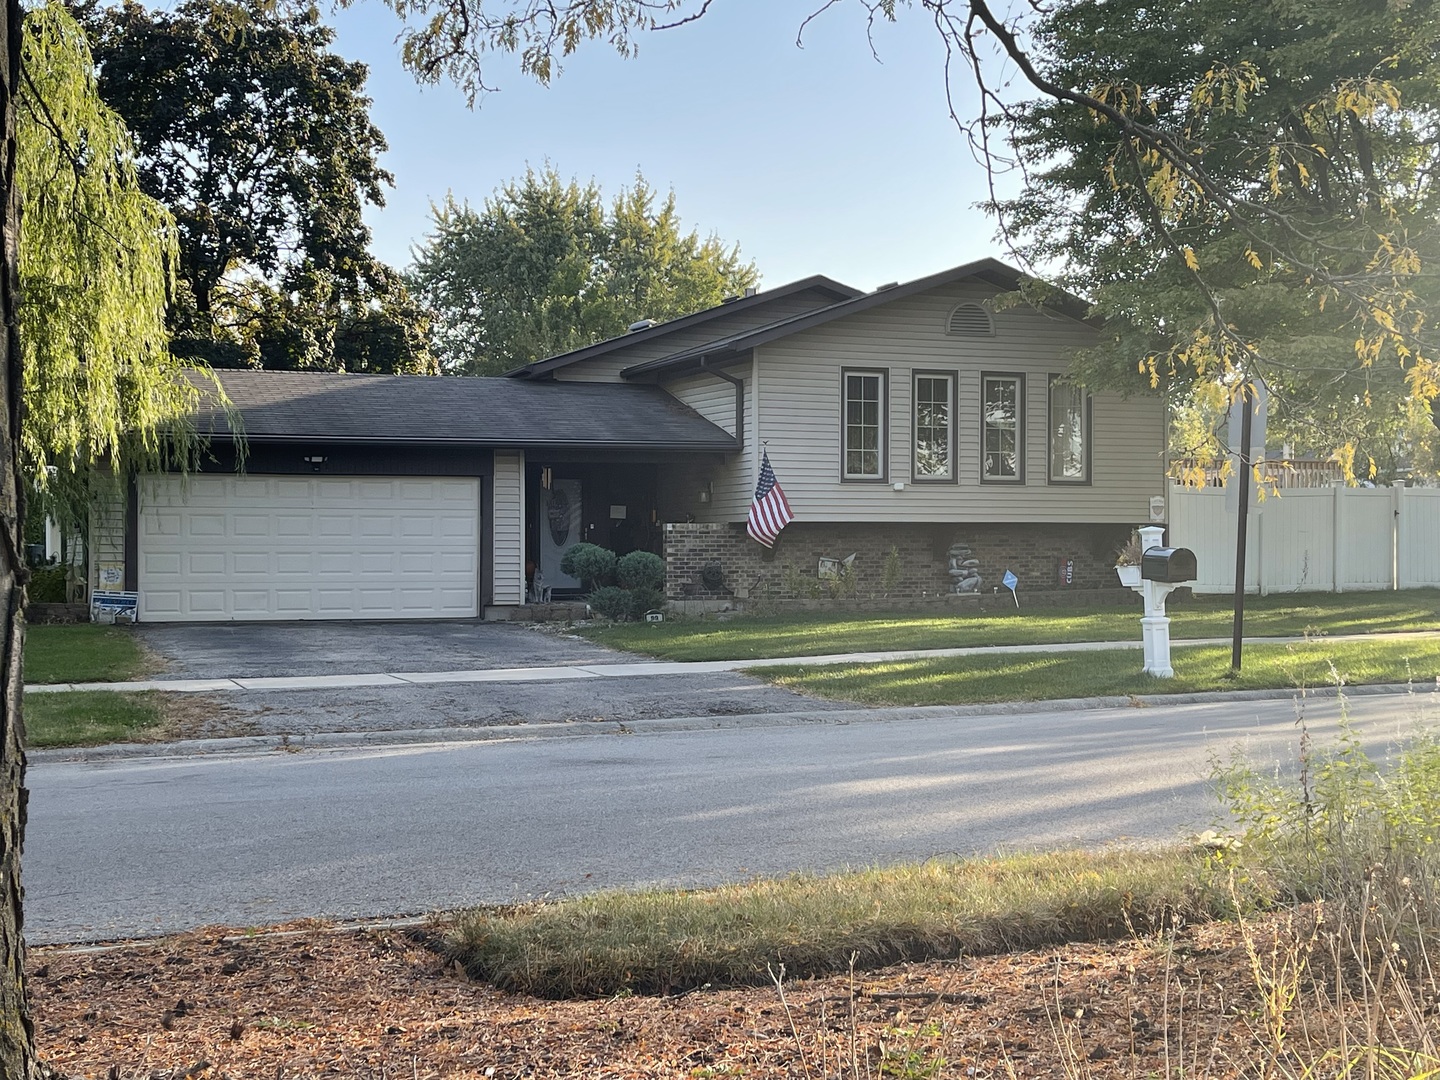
left=620, top=259, right=1097, bottom=379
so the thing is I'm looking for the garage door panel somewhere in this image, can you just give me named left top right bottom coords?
left=143, top=552, right=181, bottom=576
left=187, top=591, right=226, bottom=614
left=232, top=590, right=272, bottom=615
left=232, top=515, right=271, bottom=537
left=356, top=552, right=392, bottom=573
left=275, top=591, right=312, bottom=614
left=232, top=553, right=270, bottom=575
left=138, top=474, right=480, bottom=621
left=187, top=553, right=227, bottom=576
left=144, top=591, right=181, bottom=614
left=187, top=514, right=226, bottom=537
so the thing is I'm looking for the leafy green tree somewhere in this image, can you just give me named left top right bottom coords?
left=409, top=167, right=758, bottom=374
left=984, top=0, right=1440, bottom=479
left=81, top=0, right=434, bottom=373
left=3, top=4, right=220, bottom=1072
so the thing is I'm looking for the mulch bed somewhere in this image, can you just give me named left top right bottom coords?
left=26, top=911, right=1404, bottom=1079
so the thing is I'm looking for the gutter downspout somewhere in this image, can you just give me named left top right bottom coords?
left=699, top=356, right=744, bottom=451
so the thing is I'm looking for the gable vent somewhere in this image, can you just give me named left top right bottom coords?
left=947, top=303, right=994, bottom=337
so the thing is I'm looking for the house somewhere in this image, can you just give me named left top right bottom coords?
left=88, top=258, right=1165, bottom=622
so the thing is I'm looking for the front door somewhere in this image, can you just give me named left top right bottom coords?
left=537, top=479, right=583, bottom=592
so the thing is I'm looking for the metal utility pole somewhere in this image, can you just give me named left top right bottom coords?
left=1230, top=382, right=1254, bottom=672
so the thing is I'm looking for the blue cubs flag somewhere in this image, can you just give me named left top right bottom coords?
left=746, top=450, right=794, bottom=548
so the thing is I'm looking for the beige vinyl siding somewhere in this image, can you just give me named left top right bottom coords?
left=551, top=290, right=839, bottom=383
left=748, top=282, right=1164, bottom=524
left=491, top=452, right=525, bottom=605
left=89, top=472, right=127, bottom=595
left=662, top=364, right=755, bottom=521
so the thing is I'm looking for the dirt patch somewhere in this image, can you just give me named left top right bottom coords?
left=154, top=694, right=261, bottom=742
left=32, top=910, right=1423, bottom=1080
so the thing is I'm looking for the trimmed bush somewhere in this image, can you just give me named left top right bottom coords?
left=616, top=550, right=664, bottom=591
left=586, top=585, right=634, bottom=621
left=560, top=543, right=617, bottom=590
left=627, top=587, right=666, bottom=619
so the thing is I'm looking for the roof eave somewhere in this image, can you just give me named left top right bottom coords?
left=210, top=431, right=737, bottom=453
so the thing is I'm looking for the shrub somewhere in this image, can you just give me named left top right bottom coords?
left=586, top=585, right=633, bottom=621
left=627, top=588, right=666, bottom=619
left=1213, top=692, right=1440, bottom=947
left=560, top=543, right=617, bottom=590
left=27, top=565, right=68, bottom=604
left=616, top=550, right=664, bottom=591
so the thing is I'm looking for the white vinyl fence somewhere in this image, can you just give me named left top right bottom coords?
left=1167, top=482, right=1440, bottom=594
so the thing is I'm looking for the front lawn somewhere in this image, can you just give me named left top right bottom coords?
left=24, top=623, right=153, bottom=684
left=756, top=635, right=1440, bottom=706
left=25, top=691, right=168, bottom=747
left=580, top=589, right=1440, bottom=661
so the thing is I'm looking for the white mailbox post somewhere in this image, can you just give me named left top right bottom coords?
left=1122, top=524, right=1189, bottom=678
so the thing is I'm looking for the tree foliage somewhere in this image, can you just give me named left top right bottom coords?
left=18, top=1, right=209, bottom=518
left=81, top=0, right=434, bottom=373
left=985, top=0, right=1440, bottom=481
left=409, top=167, right=758, bottom=374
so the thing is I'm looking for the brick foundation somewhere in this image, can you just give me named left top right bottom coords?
left=664, top=521, right=1135, bottom=607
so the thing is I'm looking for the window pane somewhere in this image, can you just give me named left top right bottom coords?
left=982, top=377, right=1021, bottom=479
left=1049, top=381, right=1087, bottom=481
left=914, top=375, right=952, bottom=478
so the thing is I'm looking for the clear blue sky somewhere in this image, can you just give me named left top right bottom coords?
left=325, top=2, right=1018, bottom=291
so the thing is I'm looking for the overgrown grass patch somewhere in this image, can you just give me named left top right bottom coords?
left=446, top=849, right=1231, bottom=998
left=755, top=637, right=1440, bottom=706
left=26, top=691, right=169, bottom=747
left=580, top=589, right=1440, bottom=661
left=24, top=624, right=153, bottom=684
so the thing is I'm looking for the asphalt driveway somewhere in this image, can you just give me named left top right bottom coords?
left=137, top=620, right=636, bottom=679
left=129, top=620, right=849, bottom=740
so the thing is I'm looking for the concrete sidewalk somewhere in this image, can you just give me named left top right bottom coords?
left=26, top=630, right=1438, bottom=695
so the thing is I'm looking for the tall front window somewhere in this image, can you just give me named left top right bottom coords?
left=913, top=373, right=954, bottom=480
left=1048, top=377, right=1090, bottom=483
left=843, top=371, right=885, bottom=479
left=981, top=374, right=1024, bottom=482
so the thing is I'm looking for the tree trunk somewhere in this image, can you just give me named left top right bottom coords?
left=0, top=0, right=35, bottom=1070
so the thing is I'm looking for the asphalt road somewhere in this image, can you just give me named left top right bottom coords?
left=26, top=690, right=1435, bottom=943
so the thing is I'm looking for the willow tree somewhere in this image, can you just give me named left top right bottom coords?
left=3, top=5, right=210, bottom=1074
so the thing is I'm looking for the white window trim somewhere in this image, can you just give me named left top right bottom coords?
left=841, top=369, right=888, bottom=482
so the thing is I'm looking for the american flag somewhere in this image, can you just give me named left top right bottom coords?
left=746, top=450, right=794, bottom=548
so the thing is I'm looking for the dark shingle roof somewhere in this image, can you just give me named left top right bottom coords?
left=504, top=275, right=861, bottom=379
left=191, top=370, right=736, bottom=452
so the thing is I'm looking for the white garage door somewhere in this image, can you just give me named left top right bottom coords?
left=138, top=475, right=481, bottom=622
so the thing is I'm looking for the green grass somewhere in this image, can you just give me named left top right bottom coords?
left=25, top=691, right=168, bottom=747
left=756, top=636, right=1440, bottom=707
left=581, top=589, right=1440, bottom=661
left=24, top=624, right=153, bottom=684
left=446, top=848, right=1227, bottom=998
